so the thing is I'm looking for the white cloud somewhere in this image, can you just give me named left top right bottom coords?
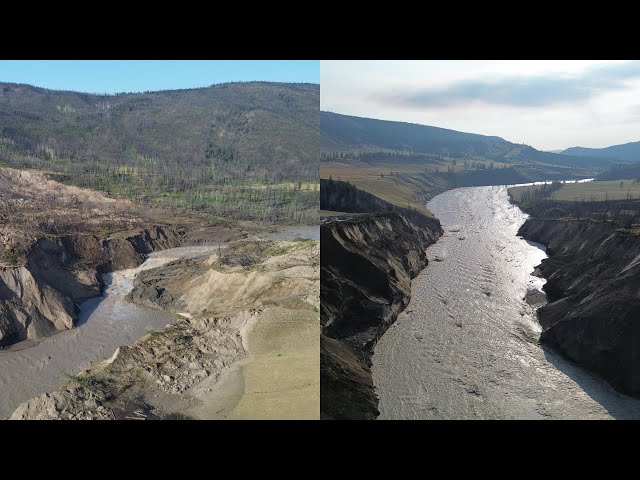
left=321, top=60, right=640, bottom=150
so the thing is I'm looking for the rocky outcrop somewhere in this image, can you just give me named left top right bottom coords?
left=321, top=178, right=401, bottom=214
left=518, top=218, right=640, bottom=397
left=128, top=239, right=320, bottom=316
left=0, top=226, right=180, bottom=347
left=0, top=267, right=75, bottom=345
left=321, top=212, right=442, bottom=419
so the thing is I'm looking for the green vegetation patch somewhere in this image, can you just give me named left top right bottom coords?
left=265, top=245, right=293, bottom=256
left=1, top=250, right=20, bottom=266
left=0, top=82, right=319, bottom=224
left=146, top=329, right=165, bottom=345
left=292, top=237, right=316, bottom=248
left=62, top=371, right=109, bottom=391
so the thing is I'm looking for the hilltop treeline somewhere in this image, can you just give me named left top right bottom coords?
left=597, top=162, right=640, bottom=182
left=0, top=82, right=320, bottom=224
left=320, top=111, right=613, bottom=169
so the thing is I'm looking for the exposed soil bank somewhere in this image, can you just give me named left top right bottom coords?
left=10, top=237, right=319, bottom=420
left=225, top=306, right=319, bottom=419
left=320, top=212, right=442, bottom=419
left=0, top=226, right=181, bottom=348
left=0, top=246, right=220, bottom=419
left=518, top=218, right=640, bottom=397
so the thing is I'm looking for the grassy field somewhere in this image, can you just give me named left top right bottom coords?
left=322, top=158, right=592, bottom=218
left=320, top=161, right=450, bottom=216
left=508, top=184, right=548, bottom=202
left=509, top=180, right=640, bottom=203
left=551, top=180, right=640, bottom=201
left=508, top=179, right=640, bottom=226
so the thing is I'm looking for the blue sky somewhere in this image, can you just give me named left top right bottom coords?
left=0, top=60, right=319, bottom=94
left=321, top=60, right=640, bottom=150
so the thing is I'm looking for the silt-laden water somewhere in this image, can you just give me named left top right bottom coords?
left=372, top=185, right=640, bottom=419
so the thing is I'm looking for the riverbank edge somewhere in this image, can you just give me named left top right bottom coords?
left=508, top=190, right=640, bottom=398
left=320, top=209, right=443, bottom=419
left=0, top=226, right=185, bottom=348
left=9, top=237, right=319, bottom=420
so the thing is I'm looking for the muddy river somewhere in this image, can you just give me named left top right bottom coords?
left=0, top=225, right=318, bottom=419
left=372, top=186, right=640, bottom=419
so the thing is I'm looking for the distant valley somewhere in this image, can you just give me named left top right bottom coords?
left=320, top=112, right=612, bottom=217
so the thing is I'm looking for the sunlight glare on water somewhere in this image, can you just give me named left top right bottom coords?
left=372, top=185, right=640, bottom=420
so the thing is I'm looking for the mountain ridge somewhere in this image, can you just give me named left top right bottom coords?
left=561, top=140, right=640, bottom=163
left=321, top=111, right=611, bottom=169
left=0, top=80, right=318, bottom=97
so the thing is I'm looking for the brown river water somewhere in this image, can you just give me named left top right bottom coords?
left=0, top=226, right=318, bottom=419
left=372, top=185, right=640, bottom=419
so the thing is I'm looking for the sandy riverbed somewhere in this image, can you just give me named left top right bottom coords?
left=7, top=228, right=319, bottom=420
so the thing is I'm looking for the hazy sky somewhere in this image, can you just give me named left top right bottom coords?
left=0, top=60, right=319, bottom=94
left=321, top=60, right=640, bottom=151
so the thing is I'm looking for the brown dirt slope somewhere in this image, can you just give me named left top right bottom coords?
left=518, top=218, right=640, bottom=397
left=321, top=212, right=442, bottom=419
left=10, top=239, right=319, bottom=420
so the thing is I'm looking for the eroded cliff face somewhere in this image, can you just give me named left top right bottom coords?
left=321, top=212, right=442, bottom=419
left=10, top=240, right=319, bottom=420
left=0, top=226, right=180, bottom=347
left=0, top=267, right=75, bottom=345
left=518, top=218, right=640, bottom=397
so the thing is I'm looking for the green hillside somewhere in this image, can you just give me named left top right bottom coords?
left=0, top=82, right=319, bottom=223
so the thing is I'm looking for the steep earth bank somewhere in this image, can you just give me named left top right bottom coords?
left=320, top=178, right=438, bottom=227
left=518, top=218, right=640, bottom=397
left=0, top=227, right=181, bottom=348
left=10, top=239, right=319, bottom=420
left=321, top=212, right=442, bottom=419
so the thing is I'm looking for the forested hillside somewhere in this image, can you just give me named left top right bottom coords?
left=596, top=162, right=640, bottom=181
left=321, top=112, right=611, bottom=169
left=0, top=82, right=319, bottom=223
